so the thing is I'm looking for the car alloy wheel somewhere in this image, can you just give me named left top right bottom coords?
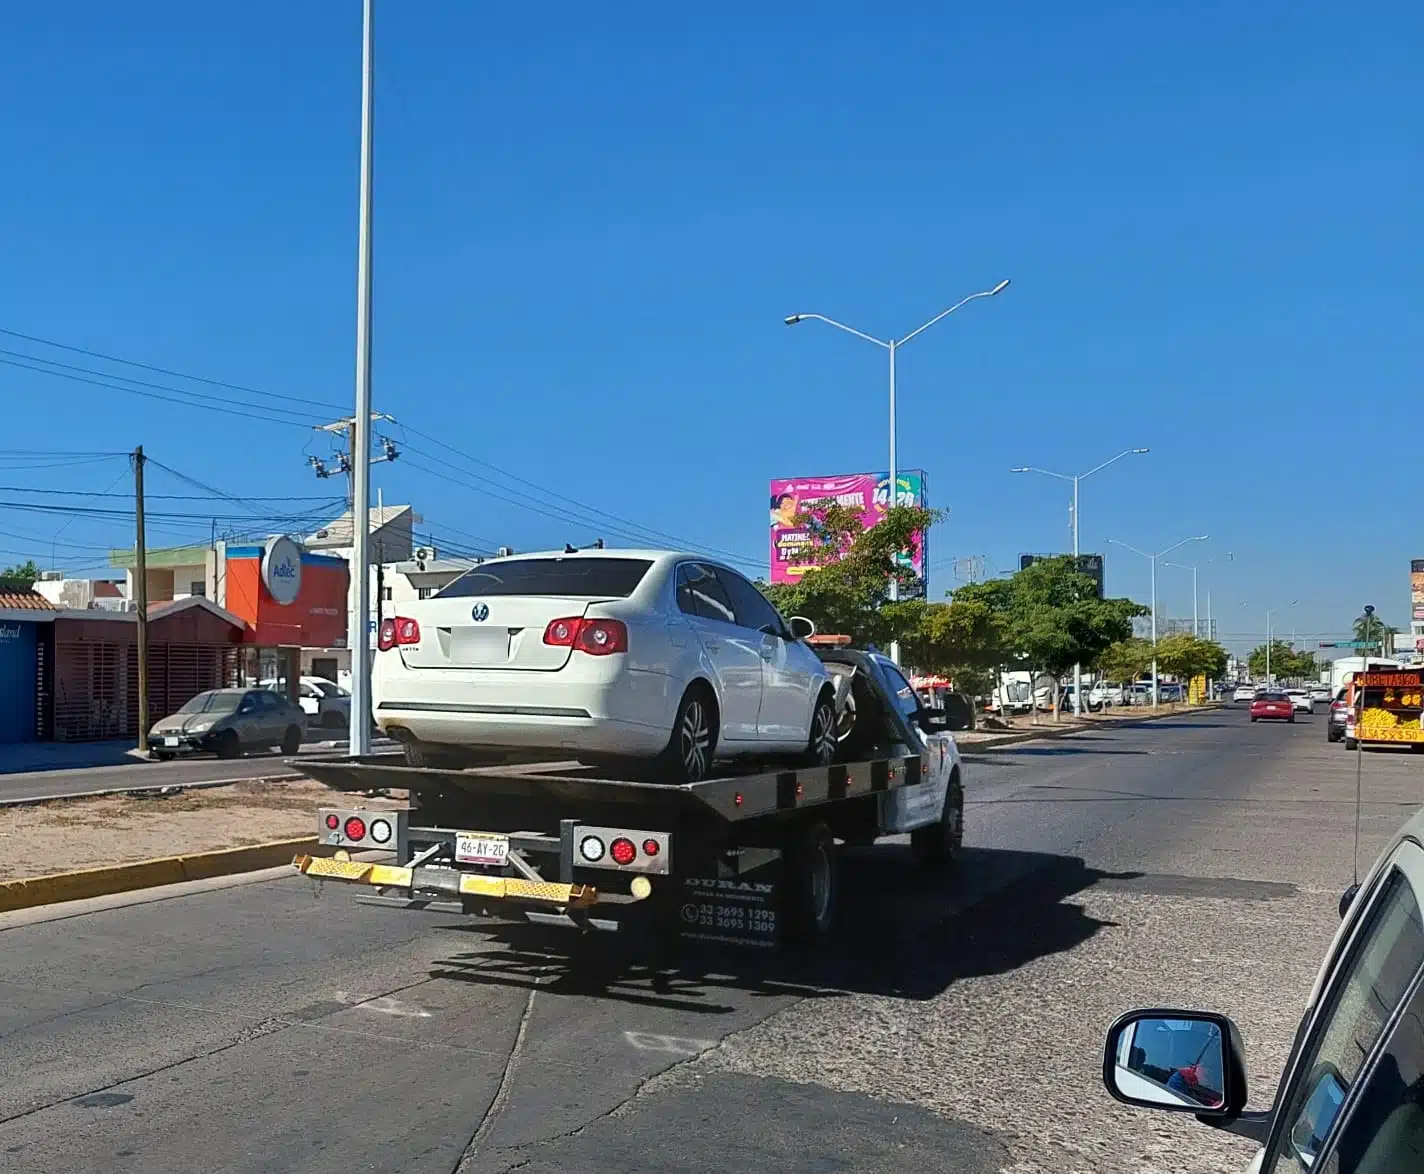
left=680, top=696, right=712, bottom=780
left=809, top=698, right=837, bottom=766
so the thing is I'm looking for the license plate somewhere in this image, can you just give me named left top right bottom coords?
left=163, top=736, right=179, bottom=747
left=455, top=833, right=509, bottom=866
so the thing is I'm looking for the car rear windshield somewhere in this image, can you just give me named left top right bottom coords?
left=438, top=557, right=654, bottom=598
left=1259, top=692, right=1288, bottom=701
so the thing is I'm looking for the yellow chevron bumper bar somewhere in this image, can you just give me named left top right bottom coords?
left=292, top=855, right=598, bottom=908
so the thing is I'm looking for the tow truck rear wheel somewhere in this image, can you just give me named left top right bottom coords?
left=911, top=769, right=964, bottom=870
left=783, top=820, right=838, bottom=946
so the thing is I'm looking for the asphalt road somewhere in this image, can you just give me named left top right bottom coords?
left=0, top=705, right=1414, bottom=1173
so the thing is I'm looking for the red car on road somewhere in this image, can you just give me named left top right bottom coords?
left=1250, top=691, right=1295, bottom=723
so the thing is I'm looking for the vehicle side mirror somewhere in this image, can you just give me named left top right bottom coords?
left=788, top=615, right=816, bottom=641
left=1339, top=882, right=1360, bottom=919
left=1103, top=1010, right=1246, bottom=1119
left=915, top=707, right=949, bottom=732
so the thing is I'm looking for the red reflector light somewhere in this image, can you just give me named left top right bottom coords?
left=641, top=838, right=660, bottom=857
left=610, top=837, right=637, bottom=866
left=377, top=618, right=397, bottom=651
left=734, top=792, right=743, bottom=807
left=343, top=816, right=367, bottom=841
left=325, top=814, right=340, bottom=830
left=543, top=617, right=628, bottom=656
left=394, top=617, right=420, bottom=646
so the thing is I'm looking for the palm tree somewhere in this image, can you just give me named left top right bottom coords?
left=1353, top=614, right=1397, bottom=646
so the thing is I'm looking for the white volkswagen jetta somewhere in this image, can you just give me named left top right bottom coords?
left=373, top=549, right=838, bottom=782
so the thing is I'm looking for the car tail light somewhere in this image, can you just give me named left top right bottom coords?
left=377, top=619, right=397, bottom=651
left=641, top=838, right=660, bottom=857
left=542, top=617, right=628, bottom=656
left=394, top=617, right=420, bottom=646
left=325, top=813, right=340, bottom=830
left=610, top=837, right=637, bottom=866
left=343, top=816, right=367, bottom=841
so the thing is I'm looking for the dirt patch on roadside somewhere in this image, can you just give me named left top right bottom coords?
left=0, top=779, right=408, bottom=882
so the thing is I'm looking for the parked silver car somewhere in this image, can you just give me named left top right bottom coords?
left=149, top=688, right=306, bottom=760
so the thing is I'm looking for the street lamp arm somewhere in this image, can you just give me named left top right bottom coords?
left=1081, top=447, right=1150, bottom=480
left=783, top=313, right=889, bottom=348
left=1010, top=465, right=1074, bottom=482
left=1159, top=534, right=1210, bottom=558
left=1107, top=537, right=1152, bottom=560
left=897, top=281, right=1011, bottom=346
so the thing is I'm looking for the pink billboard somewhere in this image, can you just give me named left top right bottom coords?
left=769, top=470, right=926, bottom=593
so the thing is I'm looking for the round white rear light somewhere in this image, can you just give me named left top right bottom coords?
left=579, top=836, right=606, bottom=862
left=369, top=818, right=392, bottom=845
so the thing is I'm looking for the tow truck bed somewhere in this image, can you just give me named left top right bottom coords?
left=291, top=647, right=964, bottom=948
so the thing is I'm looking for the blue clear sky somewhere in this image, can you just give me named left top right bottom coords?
left=1, top=1, right=1418, bottom=654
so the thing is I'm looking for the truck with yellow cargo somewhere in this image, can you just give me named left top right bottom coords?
left=1343, top=670, right=1424, bottom=751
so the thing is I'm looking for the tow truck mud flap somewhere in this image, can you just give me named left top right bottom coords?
left=677, top=874, right=780, bottom=948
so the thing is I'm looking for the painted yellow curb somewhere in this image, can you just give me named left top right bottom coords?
left=0, top=837, right=334, bottom=914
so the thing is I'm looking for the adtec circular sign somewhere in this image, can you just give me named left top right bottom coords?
left=261, top=536, right=303, bottom=606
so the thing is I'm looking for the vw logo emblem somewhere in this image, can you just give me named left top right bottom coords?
left=470, top=603, right=490, bottom=622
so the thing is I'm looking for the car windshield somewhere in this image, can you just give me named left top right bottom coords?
left=177, top=689, right=246, bottom=714
left=438, top=557, right=654, bottom=598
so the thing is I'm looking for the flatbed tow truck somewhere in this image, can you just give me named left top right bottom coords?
left=290, top=642, right=965, bottom=949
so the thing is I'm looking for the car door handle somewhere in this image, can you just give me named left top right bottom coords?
left=759, top=644, right=775, bottom=662
left=703, top=639, right=720, bottom=653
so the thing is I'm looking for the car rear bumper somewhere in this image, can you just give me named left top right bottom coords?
left=372, top=660, right=679, bottom=756
left=374, top=707, right=671, bottom=756
left=1251, top=711, right=1292, bottom=720
left=150, top=732, right=219, bottom=755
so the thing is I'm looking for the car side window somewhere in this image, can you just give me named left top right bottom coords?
left=880, top=663, right=923, bottom=722
left=1265, top=868, right=1424, bottom=1173
left=1314, top=961, right=1424, bottom=1174
left=674, top=563, right=736, bottom=625
left=714, top=568, right=784, bottom=636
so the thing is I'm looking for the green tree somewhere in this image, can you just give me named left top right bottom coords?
left=758, top=502, right=940, bottom=648
left=953, top=556, right=1147, bottom=713
left=1248, top=641, right=1315, bottom=681
left=0, top=559, right=39, bottom=590
left=1155, top=633, right=1229, bottom=683
left=892, top=595, right=1009, bottom=696
left=1095, top=637, right=1154, bottom=684
left=1352, top=614, right=1397, bottom=646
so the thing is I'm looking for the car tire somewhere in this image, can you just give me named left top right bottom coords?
left=783, top=820, right=838, bottom=947
left=401, top=738, right=466, bottom=769
left=1289, top=715, right=1296, bottom=723
left=803, top=692, right=837, bottom=768
left=1250, top=716, right=1257, bottom=722
left=1327, top=728, right=1341, bottom=743
left=911, top=769, right=963, bottom=871
left=652, top=685, right=718, bottom=784
left=280, top=725, right=303, bottom=756
left=1345, top=737, right=1358, bottom=751
left=153, top=751, right=175, bottom=762
left=216, top=730, right=242, bottom=759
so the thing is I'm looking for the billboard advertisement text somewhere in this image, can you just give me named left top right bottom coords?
left=1412, top=559, right=1424, bottom=621
left=769, top=471, right=926, bottom=594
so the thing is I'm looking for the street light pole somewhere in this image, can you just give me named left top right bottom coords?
left=1011, top=448, right=1149, bottom=713
left=787, top=279, right=1011, bottom=665
left=1108, top=534, right=1209, bottom=708
left=347, top=0, right=376, bottom=757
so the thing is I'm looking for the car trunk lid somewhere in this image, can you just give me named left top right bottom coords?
left=396, top=596, right=613, bottom=671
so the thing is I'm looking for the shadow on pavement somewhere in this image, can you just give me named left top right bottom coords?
left=428, top=846, right=1136, bottom=1008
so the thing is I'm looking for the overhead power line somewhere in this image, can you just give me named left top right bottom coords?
left=0, top=326, right=345, bottom=414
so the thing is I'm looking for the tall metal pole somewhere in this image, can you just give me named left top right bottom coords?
left=1150, top=554, right=1159, bottom=708
left=348, top=0, right=375, bottom=757
left=1206, top=589, right=1211, bottom=642
left=133, top=446, right=150, bottom=752
left=1266, top=611, right=1273, bottom=687
left=1072, top=474, right=1082, bottom=715
left=887, top=339, right=900, bottom=663
left=1191, top=566, right=1199, bottom=638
